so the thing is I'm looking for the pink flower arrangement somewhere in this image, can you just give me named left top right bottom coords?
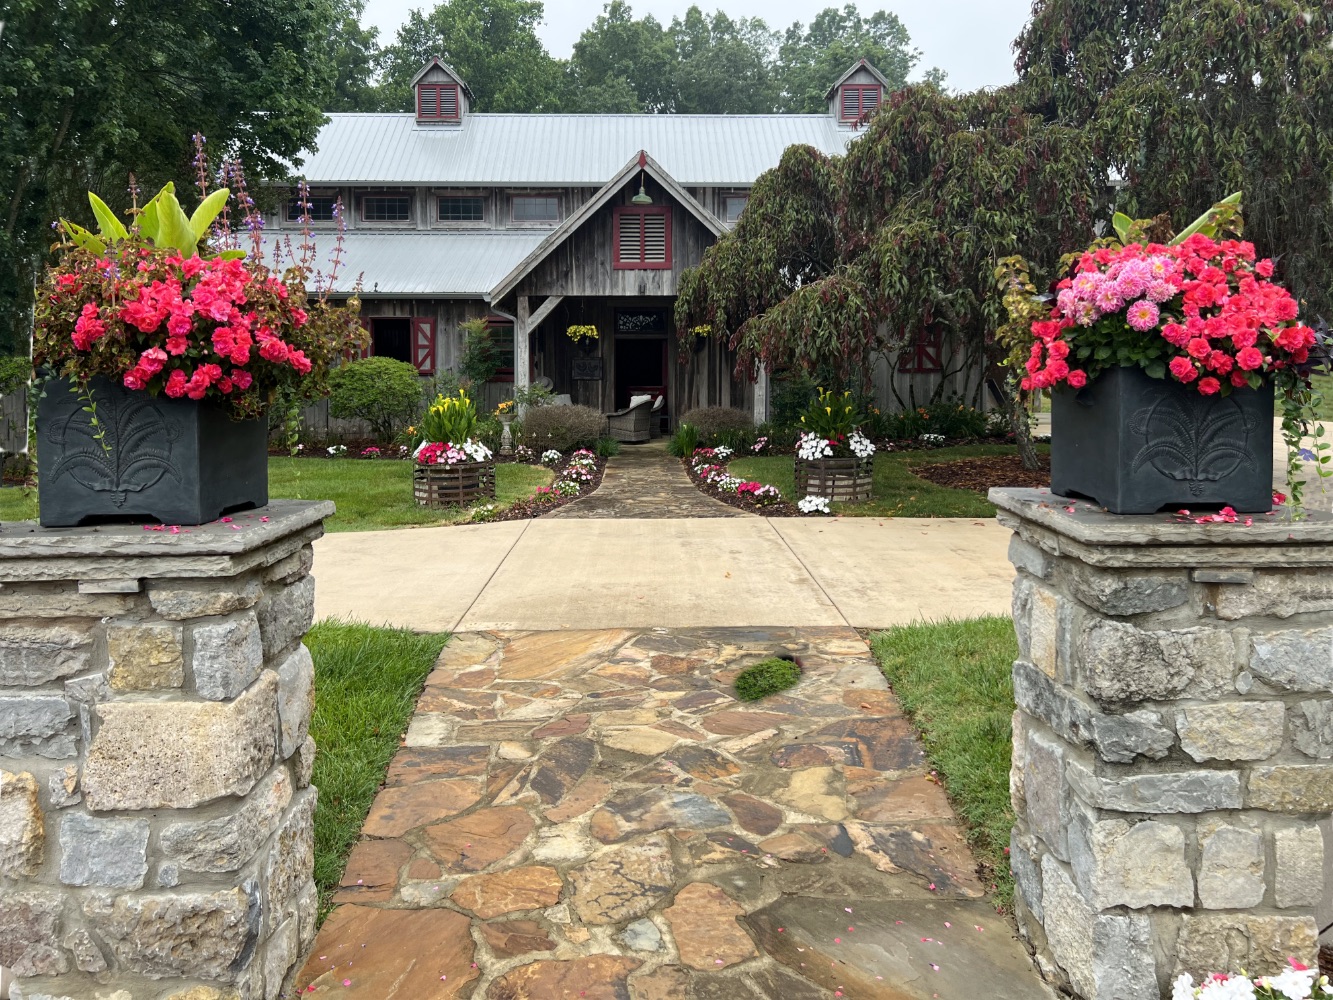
left=1023, top=235, right=1315, bottom=396
left=35, top=239, right=361, bottom=419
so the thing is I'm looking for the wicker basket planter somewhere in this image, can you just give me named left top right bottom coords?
left=413, top=461, right=496, bottom=507
left=795, top=456, right=873, bottom=503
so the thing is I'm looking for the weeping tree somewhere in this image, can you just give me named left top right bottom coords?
left=676, top=84, right=1101, bottom=464
left=1015, top=0, right=1333, bottom=319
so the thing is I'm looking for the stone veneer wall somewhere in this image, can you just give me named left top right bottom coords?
left=993, top=488, right=1333, bottom=1000
left=0, top=500, right=333, bottom=1000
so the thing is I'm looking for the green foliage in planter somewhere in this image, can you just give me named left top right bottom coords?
left=679, top=406, right=755, bottom=447
left=420, top=390, right=478, bottom=445
left=668, top=422, right=699, bottom=457
left=594, top=436, right=620, bottom=457
left=519, top=404, right=604, bottom=452
left=733, top=656, right=802, bottom=701
left=329, top=357, right=424, bottom=443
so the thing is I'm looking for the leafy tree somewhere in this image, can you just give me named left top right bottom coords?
left=567, top=1, right=677, bottom=113
left=669, top=8, right=778, bottom=114
left=0, top=0, right=340, bottom=354
left=326, top=0, right=385, bottom=112
left=1015, top=0, right=1333, bottom=319
left=377, top=0, right=564, bottom=112
left=676, top=86, right=1100, bottom=466
left=775, top=5, right=922, bottom=112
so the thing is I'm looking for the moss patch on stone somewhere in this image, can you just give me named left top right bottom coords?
left=733, top=657, right=802, bottom=702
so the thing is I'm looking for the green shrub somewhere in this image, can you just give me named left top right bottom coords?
left=770, top=371, right=818, bottom=428
left=878, top=400, right=990, bottom=441
left=474, top=415, right=503, bottom=452
left=519, top=404, right=604, bottom=452
left=458, top=317, right=503, bottom=385
left=328, top=357, right=424, bottom=443
left=594, top=436, right=620, bottom=458
left=668, top=422, right=699, bottom=457
left=0, top=356, right=30, bottom=396
left=512, top=384, right=554, bottom=409
left=678, top=406, right=755, bottom=447
left=734, top=657, right=802, bottom=701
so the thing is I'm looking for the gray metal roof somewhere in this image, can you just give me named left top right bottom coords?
left=294, top=113, right=857, bottom=187
left=293, top=230, right=546, bottom=297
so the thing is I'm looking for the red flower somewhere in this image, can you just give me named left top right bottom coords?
left=1186, top=337, right=1212, bottom=360
left=1255, top=259, right=1275, bottom=278
left=1236, top=346, right=1264, bottom=370
left=231, top=368, right=253, bottom=390
left=72, top=303, right=106, bottom=350
left=1197, top=377, right=1221, bottom=395
left=164, top=369, right=189, bottom=398
left=1168, top=356, right=1198, bottom=383
left=1066, top=369, right=1087, bottom=388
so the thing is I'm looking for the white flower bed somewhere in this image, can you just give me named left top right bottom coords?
left=1173, top=962, right=1326, bottom=1000
left=797, top=495, right=831, bottom=515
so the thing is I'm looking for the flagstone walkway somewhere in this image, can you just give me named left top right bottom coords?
left=297, top=627, right=1051, bottom=999
left=552, top=440, right=743, bottom=519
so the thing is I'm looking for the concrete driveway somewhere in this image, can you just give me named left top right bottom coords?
left=312, top=515, right=1013, bottom=632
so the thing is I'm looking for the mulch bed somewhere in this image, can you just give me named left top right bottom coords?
left=482, top=454, right=608, bottom=522
left=910, top=453, right=1051, bottom=493
left=683, top=459, right=799, bottom=517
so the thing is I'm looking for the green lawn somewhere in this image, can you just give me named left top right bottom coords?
left=1307, top=374, right=1333, bottom=421
left=305, top=620, right=450, bottom=919
left=729, top=444, right=1020, bottom=517
left=871, top=617, right=1017, bottom=907
left=0, top=458, right=554, bottom=531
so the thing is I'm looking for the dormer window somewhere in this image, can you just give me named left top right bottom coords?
left=418, top=83, right=460, bottom=122
left=840, top=84, right=882, bottom=122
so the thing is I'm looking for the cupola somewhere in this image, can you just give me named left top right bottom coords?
left=410, top=57, right=473, bottom=125
left=826, top=58, right=890, bottom=126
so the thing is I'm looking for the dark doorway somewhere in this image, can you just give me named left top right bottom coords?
left=371, top=317, right=412, bottom=363
left=614, top=337, right=666, bottom=409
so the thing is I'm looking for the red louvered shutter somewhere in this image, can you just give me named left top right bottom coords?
left=412, top=317, right=436, bottom=374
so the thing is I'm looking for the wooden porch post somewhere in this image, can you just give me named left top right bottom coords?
left=515, top=295, right=531, bottom=394
left=753, top=366, right=769, bottom=426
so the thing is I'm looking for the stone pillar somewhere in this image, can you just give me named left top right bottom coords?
left=993, top=488, right=1331, bottom=1000
left=0, top=500, right=332, bottom=1000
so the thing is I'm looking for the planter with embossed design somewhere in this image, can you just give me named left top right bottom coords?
left=36, top=375, right=268, bottom=527
left=1050, top=364, right=1273, bottom=515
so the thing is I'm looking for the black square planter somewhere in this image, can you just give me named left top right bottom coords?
left=37, top=376, right=268, bottom=527
left=1050, top=364, right=1273, bottom=515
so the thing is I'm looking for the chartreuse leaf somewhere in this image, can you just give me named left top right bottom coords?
left=59, top=220, right=107, bottom=255
left=214, top=249, right=247, bottom=260
left=138, top=182, right=176, bottom=242
left=1171, top=191, right=1242, bottom=245
left=155, top=188, right=198, bottom=256
left=190, top=188, right=230, bottom=241
left=1112, top=212, right=1133, bottom=243
left=88, top=193, right=128, bottom=241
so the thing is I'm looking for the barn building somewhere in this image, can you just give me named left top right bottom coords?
left=275, top=57, right=969, bottom=427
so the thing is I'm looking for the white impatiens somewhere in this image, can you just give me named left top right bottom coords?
left=541, top=449, right=563, bottom=466
left=796, top=432, right=834, bottom=461
left=1172, top=966, right=1327, bottom=1000
left=919, top=433, right=946, bottom=445
left=797, top=495, right=831, bottom=515
left=848, top=430, right=876, bottom=459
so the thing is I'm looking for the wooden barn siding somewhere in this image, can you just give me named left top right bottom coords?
left=871, top=337, right=989, bottom=414
left=0, top=393, right=27, bottom=453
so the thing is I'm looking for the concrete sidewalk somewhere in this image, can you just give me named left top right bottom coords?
left=312, top=515, right=1014, bottom=632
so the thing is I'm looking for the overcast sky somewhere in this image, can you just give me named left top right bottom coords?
left=359, top=0, right=1035, bottom=94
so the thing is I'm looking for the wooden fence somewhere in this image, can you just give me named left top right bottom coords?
left=0, top=394, right=27, bottom=454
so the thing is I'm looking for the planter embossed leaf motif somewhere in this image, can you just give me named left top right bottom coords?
left=1128, top=390, right=1258, bottom=495
left=44, top=389, right=183, bottom=507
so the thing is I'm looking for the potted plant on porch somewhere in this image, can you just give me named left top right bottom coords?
left=32, top=175, right=362, bottom=527
left=1009, top=195, right=1326, bottom=515
left=412, top=390, right=496, bottom=506
left=794, top=388, right=876, bottom=502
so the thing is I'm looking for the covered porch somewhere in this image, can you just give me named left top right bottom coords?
left=505, top=293, right=753, bottom=431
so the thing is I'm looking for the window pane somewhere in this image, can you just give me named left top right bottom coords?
left=371, top=317, right=412, bottom=363
left=363, top=196, right=411, bottom=222
left=438, top=196, right=485, bottom=222
left=489, top=324, right=515, bottom=372
left=286, top=196, right=337, bottom=222
left=723, top=196, right=748, bottom=223
left=513, top=196, right=559, bottom=222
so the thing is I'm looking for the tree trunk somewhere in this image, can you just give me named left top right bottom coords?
left=992, top=373, right=1041, bottom=471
